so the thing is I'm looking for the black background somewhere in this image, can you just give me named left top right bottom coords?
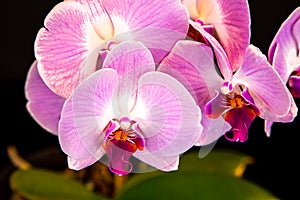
left=1, top=0, right=300, bottom=199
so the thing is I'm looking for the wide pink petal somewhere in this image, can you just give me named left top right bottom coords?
left=130, top=72, right=202, bottom=157
left=58, top=95, right=101, bottom=160
left=68, top=156, right=98, bottom=171
left=189, top=20, right=233, bottom=80
left=59, top=69, right=118, bottom=160
left=198, top=0, right=250, bottom=71
left=25, top=61, right=65, bottom=135
left=232, top=45, right=291, bottom=118
left=134, top=153, right=179, bottom=172
left=158, top=40, right=224, bottom=109
left=103, top=41, right=155, bottom=114
left=35, top=1, right=103, bottom=98
left=268, top=7, right=300, bottom=82
left=101, top=0, right=188, bottom=33
left=75, top=0, right=188, bottom=63
left=103, top=42, right=154, bottom=77
left=104, top=0, right=188, bottom=63
left=264, top=93, right=298, bottom=136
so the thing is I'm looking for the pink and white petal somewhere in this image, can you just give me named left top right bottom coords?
left=35, top=1, right=103, bottom=98
left=68, top=156, right=98, bottom=171
left=269, top=7, right=300, bottom=80
left=196, top=114, right=231, bottom=146
left=72, top=0, right=116, bottom=40
left=102, top=0, right=189, bottom=63
left=25, top=61, right=65, bottom=135
left=59, top=69, right=118, bottom=159
left=269, top=43, right=292, bottom=83
left=189, top=20, right=233, bottom=80
left=130, top=72, right=202, bottom=157
left=118, top=27, right=188, bottom=63
left=134, top=153, right=179, bottom=172
left=158, top=40, right=224, bottom=108
left=59, top=94, right=103, bottom=159
left=102, top=0, right=188, bottom=33
left=264, top=93, right=298, bottom=136
left=103, top=41, right=155, bottom=79
left=232, top=45, right=291, bottom=117
left=103, top=41, right=155, bottom=114
left=196, top=0, right=250, bottom=71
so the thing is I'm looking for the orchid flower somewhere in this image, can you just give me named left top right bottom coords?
left=25, top=0, right=189, bottom=134
left=58, top=41, right=202, bottom=175
left=158, top=39, right=292, bottom=144
left=264, top=7, right=300, bottom=135
left=182, top=0, right=250, bottom=72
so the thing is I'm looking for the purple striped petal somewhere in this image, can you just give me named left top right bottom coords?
left=232, top=45, right=291, bottom=119
left=158, top=40, right=229, bottom=145
left=205, top=0, right=250, bottom=72
left=25, top=61, right=65, bottom=135
left=103, top=41, right=155, bottom=114
left=100, top=0, right=188, bottom=35
left=184, top=0, right=250, bottom=71
left=188, top=21, right=233, bottom=80
left=73, top=0, right=189, bottom=63
left=103, top=42, right=155, bottom=77
left=78, top=0, right=188, bottom=63
left=58, top=94, right=101, bottom=160
left=130, top=72, right=202, bottom=156
left=269, top=7, right=300, bottom=82
left=59, top=69, right=118, bottom=160
left=35, top=1, right=103, bottom=98
left=158, top=40, right=224, bottom=109
left=264, top=92, right=298, bottom=136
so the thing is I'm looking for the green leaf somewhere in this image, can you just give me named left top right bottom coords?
left=116, top=172, right=277, bottom=200
left=10, top=169, right=107, bottom=200
left=179, top=149, right=254, bottom=177
left=115, top=149, right=277, bottom=199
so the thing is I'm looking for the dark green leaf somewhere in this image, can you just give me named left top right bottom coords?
left=116, top=172, right=277, bottom=200
left=10, top=169, right=107, bottom=200
left=116, top=149, right=277, bottom=199
left=179, top=149, right=254, bottom=176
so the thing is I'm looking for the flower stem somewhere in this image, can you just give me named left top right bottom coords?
left=113, top=173, right=127, bottom=196
left=7, top=145, right=32, bottom=170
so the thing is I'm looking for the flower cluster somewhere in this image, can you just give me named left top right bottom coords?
left=25, top=0, right=299, bottom=175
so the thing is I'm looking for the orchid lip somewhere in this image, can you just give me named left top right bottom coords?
left=103, top=117, right=145, bottom=175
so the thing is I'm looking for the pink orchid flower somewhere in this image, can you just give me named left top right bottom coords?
left=58, top=41, right=202, bottom=175
left=158, top=39, right=292, bottom=144
left=25, top=0, right=189, bottom=134
left=264, top=7, right=300, bottom=135
left=182, top=0, right=250, bottom=72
